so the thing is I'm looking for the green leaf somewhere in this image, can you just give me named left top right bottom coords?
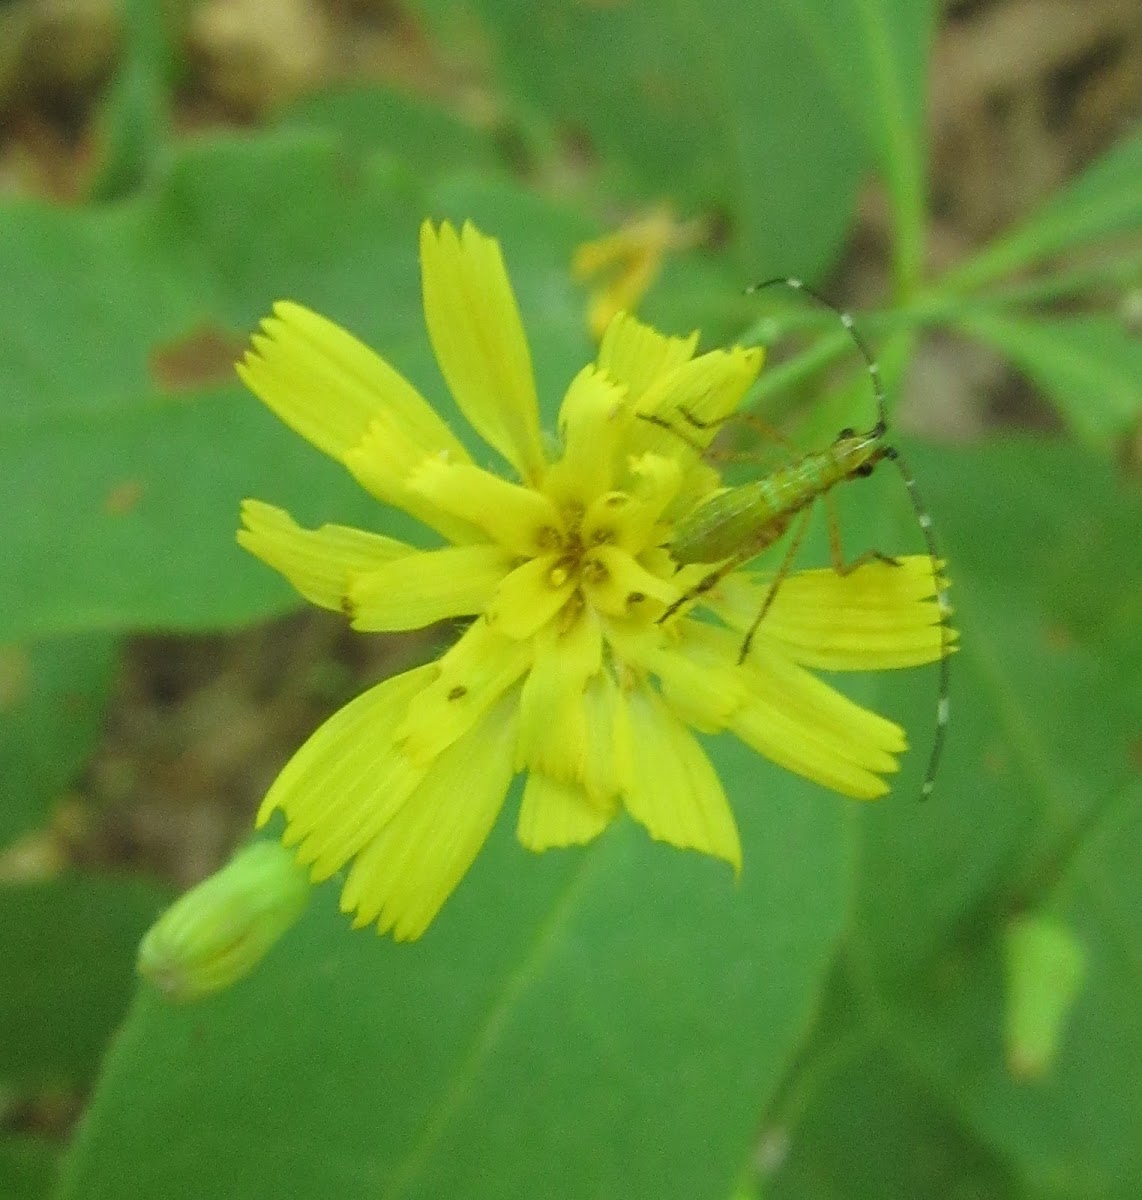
left=945, top=130, right=1142, bottom=293
left=780, top=0, right=938, bottom=293
left=415, top=0, right=871, bottom=279
left=0, top=131, right=592, bottom=641
left=837, top=439, right=1141, bottom=1197
left=850, top=438, right=1140, bottom=977
left=762, top=977, right=1017, bottom=1199
left=86, top=0, right=175, bottom=201
left=273, top=85, right=501, bottom=175
left=723, top=436, right=1141, bottom=1198
left=0, top=875, right=170, bottom=1086
left=0, top=1135, right=59, bottom=1200
left=868, top=782, right=1142, bottom=1200
left=58, top=763, right=849, bottom=1200
left=0, top=636, right=120, bottom=848
left=950, top=311, right=1142, bottom=444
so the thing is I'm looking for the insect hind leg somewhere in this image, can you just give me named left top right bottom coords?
left=637, top=411, right=707, bottom=454
left=738, top=507, right=813, bottom=664
left=823, top=493, right=901, bottom=576
left=658, top=552, right=750, bottom=625
left=677, top=406, right=801, bottom=459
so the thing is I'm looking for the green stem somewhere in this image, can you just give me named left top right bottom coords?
left=742, top=331, right=853, bottom=422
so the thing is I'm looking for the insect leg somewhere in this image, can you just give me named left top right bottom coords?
left=738, top=507, right=814, bottom=664
left=823, top=493, right=900, bottom=575
left=637, top=411, right=706, bottom=454
left=678, top=406, right=801, bottom=458
left=658, top=518, right=791, bottom=626
left=657, top=550, right=752, bottom=625
left=684, top=408, right=801, bottom=471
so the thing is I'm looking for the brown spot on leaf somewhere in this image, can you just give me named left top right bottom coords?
left=149, top=324, right=248, bottom=391
left=0, top=646, right=30, bottom=711
left=1044, top=622, right=1075, bottom=652
left=104, top=479, right=144, bottom=516
left=982, top=745, right=1008, bottom=776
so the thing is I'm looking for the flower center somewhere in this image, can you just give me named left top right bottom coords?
left=544, top=501, right=615, bottom=595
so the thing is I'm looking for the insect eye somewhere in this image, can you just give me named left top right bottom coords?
left=837, top=426, right=855, bottom=439
left=854, top=462, right=875, bottom=478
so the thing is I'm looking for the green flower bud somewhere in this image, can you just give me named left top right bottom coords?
left=1004, top=912, right=1087, bottom=1080
left=138, top=841, right=309, bottom=1003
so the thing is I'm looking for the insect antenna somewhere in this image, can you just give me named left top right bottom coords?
left=745, top=276, right=952, bottom=800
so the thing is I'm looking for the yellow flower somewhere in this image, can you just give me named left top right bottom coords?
left=572, top=205, right=705, bottom=339
left=237, top=219, right=950, bottom=941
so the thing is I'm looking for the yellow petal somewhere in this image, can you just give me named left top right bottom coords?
left=237, top=301, right=468, bottom=465
left=515, top=609, right=603, bottom=780
left=485, top=556, right=575, bottom=640
left=597, top=311, right=698, bottom=404
left=719, top=558, right=956, bottom=671
left=621, top=684, right=742, bottom=872
left=339, top=693, right=519, bottom=940
left=517, top=773, right=615, bottom=851
left=585, top=262, right=657, bottom=342
left=342, top=412, right=484, bottom=546
left=729, top=641, right=906, bottom=799
left=348, top=544, right=514, bottom=631
left=394, top=618, right=533, bottom=765
left=617, top=620, right=749, bottom=732
left=638, top=344, right=764, bottom=429
left=409, top=458, right=564, bottom=557
left=627, top=346, right=765, bottom=490
left=573, top=209, right=705, bottom=339
left=580, top=668, right=634, bottom=804
left=420, top=220, right=546, bottom=483
left=256, top=665, right=435, bottom=876
left=543, top=365, right=629, bottom=507
left=582, top=544, right=678, bottom=618
left=621, top=347, right=764, bottom=524
left=237, top=500, right=412, bottom=612
left=579, top=491, right=651, bottom=558
left=619, top=451, right=685, bottom=531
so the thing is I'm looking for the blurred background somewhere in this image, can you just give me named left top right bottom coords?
left=0, top=1, right=1139, bottom=1198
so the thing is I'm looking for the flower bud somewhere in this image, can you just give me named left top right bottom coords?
left=138, top=841, right=309, bottom=1003
left=1004, top=912, right=1086, bottom=1080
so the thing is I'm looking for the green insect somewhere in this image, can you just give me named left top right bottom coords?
left=654, top=277, right=952, bottom=799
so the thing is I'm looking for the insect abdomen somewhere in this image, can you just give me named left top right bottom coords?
left=671, top=449, right=845, bottom=565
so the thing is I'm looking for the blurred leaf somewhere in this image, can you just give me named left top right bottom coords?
left=0, top=636, right=119, bottom=848
left=786, top=0, right=939, bottom=292
left=851, top=438, right=1140, bottom=980
left=863, top=778, right=1142, bottom=1200
left=0, top=131, right=592, bottom=641
left=273, top=84, right=501, bottom=175
left=415, top=0, right=871, bottom=279
left=946, top=130, right=1142, bottom=293
left=732, top=436, right=1141, bottom=1198
left=87, top=0, right=174, bottom=201
left=762, top=977, right=1016, bottom=1199
left=58, top=768, right=849, bottom=1200
left=950, top=311, right=1142, bottom=444
left=0, top=875, right=169, bottom=1086
left=0, top=1135, right=58, bottom=1200
left=840, top=439, right=1141, bottom=1197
